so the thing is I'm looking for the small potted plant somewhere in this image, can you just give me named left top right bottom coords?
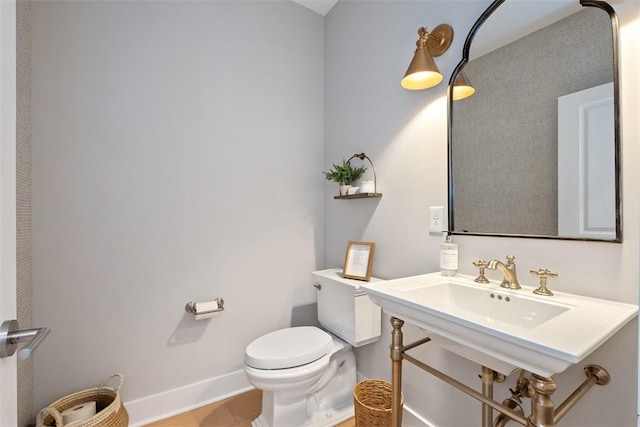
left=323, top=159, right=367, bottom=196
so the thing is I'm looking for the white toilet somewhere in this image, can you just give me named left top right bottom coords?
left=243, top=268, right=382, bottom=427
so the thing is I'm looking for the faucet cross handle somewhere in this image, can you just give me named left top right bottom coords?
left=530, top=268, right=558, bottom=296
left=472, top=260, right=490, bottom=284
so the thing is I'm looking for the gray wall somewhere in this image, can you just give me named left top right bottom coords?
left=31, top=0, right=324, bottom=416
left=452, top=8, right=613, bottom=236
left=325, top=1, right=639, bottom=426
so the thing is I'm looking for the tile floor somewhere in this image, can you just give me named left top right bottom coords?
left=145, top=389, right=356, bottom=427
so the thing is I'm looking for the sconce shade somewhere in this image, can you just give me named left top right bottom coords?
left=452, top=72, right=475, bottom=101
left=401, top=47, right=443, bottom=90
left=401, top=24, right=453, bottom=91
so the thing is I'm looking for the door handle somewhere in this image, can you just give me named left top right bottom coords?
left=0, top=320, right=50, bottom=360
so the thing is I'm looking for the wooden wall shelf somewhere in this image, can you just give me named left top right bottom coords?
left=334, top=193, right=382, bottom=200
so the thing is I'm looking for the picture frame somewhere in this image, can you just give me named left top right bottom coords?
left=342, top=241, right=376, bottom=281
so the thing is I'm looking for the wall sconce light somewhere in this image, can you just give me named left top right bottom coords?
left=401, top=24, right=454, bottom=90
left=452, top=71, right=475, bottom=101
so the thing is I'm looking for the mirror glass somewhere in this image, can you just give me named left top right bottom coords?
left=448, top=0, right=620, bottom=241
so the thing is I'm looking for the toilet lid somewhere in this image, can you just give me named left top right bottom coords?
left=245, top=327, right=333, bottom=369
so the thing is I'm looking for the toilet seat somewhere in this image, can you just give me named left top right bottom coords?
left=245, top=326, right=333, bottom=369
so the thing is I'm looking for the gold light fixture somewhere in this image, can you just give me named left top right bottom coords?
left=401, top=24, right=454, bottom=90
left=452, top=71, right=475, bottom=101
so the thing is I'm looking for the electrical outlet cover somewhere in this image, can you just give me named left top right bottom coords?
left=429, top=206, right=445, bottom=233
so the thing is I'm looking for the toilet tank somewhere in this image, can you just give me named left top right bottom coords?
left=312, top=268, right=382, bottom=347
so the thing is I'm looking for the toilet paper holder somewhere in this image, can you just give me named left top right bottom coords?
left=185, top=298, right=225, bottom=316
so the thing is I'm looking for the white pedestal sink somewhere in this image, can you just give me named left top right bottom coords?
left=360, top=273, right=638, bottom=376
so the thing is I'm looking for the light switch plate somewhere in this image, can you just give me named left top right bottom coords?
left=429, top=206, right=445, bottom=234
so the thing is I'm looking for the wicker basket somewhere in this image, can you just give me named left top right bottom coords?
left=353, top=379, right=403, bottom=426
left=36, top=374, right=129, bottom=427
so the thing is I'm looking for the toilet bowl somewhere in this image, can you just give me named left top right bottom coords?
left=243, top=268, right=383, bottom=427
left=244, top=327, right=356, bottom=427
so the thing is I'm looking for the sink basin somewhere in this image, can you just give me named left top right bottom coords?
left=399, top=280, right=571, bottom=329
left=360, top=273, right=637, bottom=377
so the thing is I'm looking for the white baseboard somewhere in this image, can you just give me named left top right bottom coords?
left=125, top=370, right=253, bottom=426
left=402, top=404, right=434, bottom=427
left=126, top=370, right=435, bottom=427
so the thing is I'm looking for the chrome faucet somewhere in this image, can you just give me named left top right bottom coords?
left=486, top=255, right=521, bottom=290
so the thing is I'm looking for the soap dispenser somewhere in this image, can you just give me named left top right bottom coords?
left=440, top=233, right=458, bottom=276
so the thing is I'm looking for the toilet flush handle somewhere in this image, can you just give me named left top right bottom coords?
left=313, top=284, right=321, bottom=290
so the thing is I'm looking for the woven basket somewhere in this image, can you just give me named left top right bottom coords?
left=353, top=379, right=403, bottom=426
left=36, top=374, right=128, bottom=427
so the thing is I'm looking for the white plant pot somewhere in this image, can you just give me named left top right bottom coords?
left=339, top=185, right=352, bottom=196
